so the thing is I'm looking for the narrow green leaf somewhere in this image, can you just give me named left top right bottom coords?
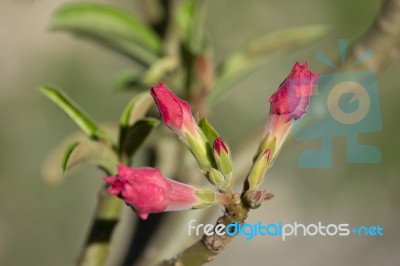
left=120, top=92, right=153, bottom=127
left=121, top=118, right=160, bottom=158
left=198, top=118, right=219, bottom=145
left=40, top=86, right=107, bottom=140
left=207, top=25, right=329, bottom=104
left=41, top=125, right=119, bottom=185
left=119, top=91, right=153, bottom=156
left=61, top=141, right=80, bottom=173
left=62, top=140, right=119, bottom=176
left=50, top=3, right=162, bottom=65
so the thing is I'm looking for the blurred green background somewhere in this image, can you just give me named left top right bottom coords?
left=0, top=0, right=399, bottom=265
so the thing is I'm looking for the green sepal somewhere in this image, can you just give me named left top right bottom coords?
left=255, top=134, right=276, bottom=160
left=214, top=146, right=233, bottom=178
left=208, top=168, right=230, bottom=191
left=246, top=151, right=269, bottom=191
left=198, top=118, right=219, bottom=145
left=185, top=132, right=213, bottom=171
left=193, top=186, right=216, bottom=208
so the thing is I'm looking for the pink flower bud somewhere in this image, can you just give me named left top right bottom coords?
left=264, top=62, right=319, bottom=148
left=213, top=137, right=228, bottom=156
left=104, top=165, right=207, bottom=220
left=269, top=62, right=319, bottom=120
left=150, top=82, right=213, bottom=170
left=245, top=62, right=318, bottom=204
left=150, top=83, right=198, bottom=137
left=212, top=137, right=234, bottom=189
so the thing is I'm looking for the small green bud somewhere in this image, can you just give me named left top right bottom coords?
left=213, top=137, right=234, bottom=186
left=208, top=168, right=230, bottom=191
left=246, top=148, right=270, bottom=191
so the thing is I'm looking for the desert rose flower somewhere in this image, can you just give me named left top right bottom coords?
left=244, top=62, right=319, bottom=206
left=269, top=61, right=319, bottom=120
left=104, top=165, right=224, bottom=219
left=150, top=83, right=213, bottom=170
left=265, top=62, right=319, bottom=156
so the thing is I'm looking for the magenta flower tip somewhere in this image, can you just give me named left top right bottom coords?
left=213, top=137, right=228, bottom=156
left=269, top=62, right=319, bottom=120
left=150, top=82, right=197, bottom=136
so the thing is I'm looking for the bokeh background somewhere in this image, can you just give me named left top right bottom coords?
left=0, top=0, right=399, bottom=265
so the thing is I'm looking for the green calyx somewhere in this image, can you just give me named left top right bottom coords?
left=194, top=186, right=217, bottom=208
left=208, top=168, right=230, bottom=191
left=245, top=134, right=277, bottom=193
left=185, top=131, right=214, bottom=171
left=214, top=145, right=233, bottom=181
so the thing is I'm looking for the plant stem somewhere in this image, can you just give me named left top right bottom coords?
left=347, top=0, right=400, bottom=75
left=77, top=186, right=123, bottom=266
left=161, top=194, right=249, bottom=266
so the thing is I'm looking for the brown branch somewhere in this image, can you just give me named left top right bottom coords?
left=347, top=0, right=400, bottom=75
left=161, top=194, right=249, bottom=266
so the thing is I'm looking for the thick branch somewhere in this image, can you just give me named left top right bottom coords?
left=161, top=195, right=249, bottom=266
left=347, top=0, right=400, bottom=75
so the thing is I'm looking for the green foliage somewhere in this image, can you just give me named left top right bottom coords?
left=119, top=92, right=153, bottom=127
left=50, top=3, right=162, bottom=65
left=120, top=118, right=160, bottom=159
left=207, top=25, right=329, bottom=104
left=61, top=140, right=119, bottom=176
left=198, top=118, right=219, bottom=145
left=41, top=88, right=158, bottom=179
left=39, top=86, right=109, bottom=141
left=40, top=1, right=330, bottom=265
left=118, top=92, right=156, bottom=158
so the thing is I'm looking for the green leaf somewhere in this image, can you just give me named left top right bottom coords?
left=61, top=141, right=80, bottom=172
left=62, top=140, right=119, bottom=176
left=40, top=86, right=108, bottom=141
left=120, top=118, right=160, bottom=158
left=119, top=92, right=158, bottom=158
left=207, top=25, right=329, bottom=104
left=41, top=125, right=119, bottom=185
left=50, top=3, right=162, bottom=65
left=198, top=118, right=219, bottom=145
left=120, top=92, right=153, bottom=127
